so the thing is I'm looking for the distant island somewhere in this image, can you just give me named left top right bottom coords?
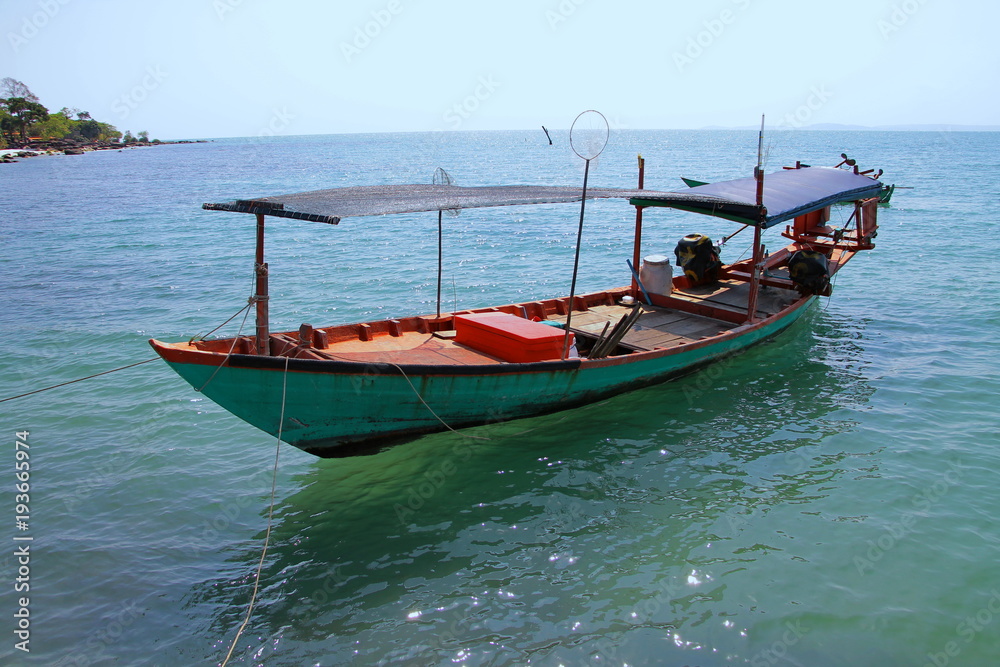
left=0, top=76, right=197, bottom=162
left=700, top=122, right=1000, bottom=132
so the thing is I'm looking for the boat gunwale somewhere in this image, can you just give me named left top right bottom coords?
left=148, top=293, right=813, bottom=377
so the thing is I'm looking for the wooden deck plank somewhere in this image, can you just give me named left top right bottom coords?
left=576, top=321, right=616, bottom=335
left=327, top=331, right=435, bottom=354
left=301, top=293, right=742, bottom=366
left=686, top=322, right=731, bottom=338
left=564, top=311, right=609, bottom=326
left=661, top=316, right=729, bottom=337
left=699, top=282, right=794, bottom=314
left=622, top=329, right=689, bottom=348
left=636, top=308, right=690, bottom=328
left=673, top=280, right=799, bottom=318
left=436, top=344, right=506, bottom=365
left=621, top=329, right=674, bottom=345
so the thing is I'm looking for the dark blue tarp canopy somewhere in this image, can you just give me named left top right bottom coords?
left=629, top=166, right=883, bottom=228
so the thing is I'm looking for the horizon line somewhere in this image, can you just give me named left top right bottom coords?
left=155, top=123, right=1000, bottom=142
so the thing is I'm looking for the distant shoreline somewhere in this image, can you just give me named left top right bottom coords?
left=0, top=139, right=209, bottom=162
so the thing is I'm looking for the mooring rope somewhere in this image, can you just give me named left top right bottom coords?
left=1, top=295, right=257, bottom=405
left=190, top=301, right=253, bottom=343
left=195, top=303, right=254, bottom=393
left=219, top=354, right=288, bottom=667
left=385, top=361, right=491, bottom=441
left=0, top=358, right=159, bottom=404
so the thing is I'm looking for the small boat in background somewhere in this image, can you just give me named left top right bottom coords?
left=681, top=176, right=709, bottom=188
left=151, top=154, right=884, bottom=456
left=878, top=183, right=895, bottom=204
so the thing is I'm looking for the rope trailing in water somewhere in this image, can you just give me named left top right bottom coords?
left=219, top=355, right=288, bottom=667
left=0, top=358, right=159, bottom=404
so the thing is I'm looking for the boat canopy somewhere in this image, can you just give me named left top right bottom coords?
left=203, top=166, right=881, bottom=228
left=203, top=185, right=665, bottom=225
left=630, top=166, right=882, bottom=228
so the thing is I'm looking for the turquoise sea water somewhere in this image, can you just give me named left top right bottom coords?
left=1, top=130, right=998, bottom=666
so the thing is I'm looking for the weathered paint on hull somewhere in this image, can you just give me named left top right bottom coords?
left=158, top=297, right=815, bottom=455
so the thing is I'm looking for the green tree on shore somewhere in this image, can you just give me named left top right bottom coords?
left=1, top=97, right=48, bottom=142
left=0, top=77, right=130, bottom=147
left=32, top=110, right=74, bottom=139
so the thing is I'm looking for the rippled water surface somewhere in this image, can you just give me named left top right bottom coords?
left=1, top=130, right=998, bottom=666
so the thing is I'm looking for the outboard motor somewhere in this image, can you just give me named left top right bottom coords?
left=674, top=233, right=721, bottom=285
left=787, top=250, right=831, bottom=295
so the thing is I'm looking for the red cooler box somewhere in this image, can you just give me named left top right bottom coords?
left=454, top=312, right=573, bottom=363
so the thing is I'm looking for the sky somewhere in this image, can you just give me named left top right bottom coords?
left=3, top=0, right=998, bottom=139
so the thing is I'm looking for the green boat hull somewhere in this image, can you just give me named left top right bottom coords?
left=160, top=297, right=814, bottom=455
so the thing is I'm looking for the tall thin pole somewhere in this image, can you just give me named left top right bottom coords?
left=436, top=210, right=443, bottom=318
left=562, top=158, right=591, bottom=359
left=746, top=115, right=765, bottom=323
left=254, top=212, right=270, bottom=356
left=630, top=155, right=645, bottom=298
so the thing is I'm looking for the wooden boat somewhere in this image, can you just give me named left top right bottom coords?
left=681, top=176, right=709, bottom=188
left=878, top=183, right=895, bottom=204
left=150, top=158, right=883, bottom=456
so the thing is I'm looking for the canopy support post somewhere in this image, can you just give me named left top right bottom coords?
left=630, top=155, right=645, bottom=298
left=254, top=212, right=270, bottom=356
left=745, top=116, right=766, bottom=324
left=436, top=210, right=443, bottom=319
left=745, top=222, right=763, bottom=323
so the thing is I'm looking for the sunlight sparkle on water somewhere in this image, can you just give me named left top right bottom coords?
left=548, top=552, right=579, bottom=564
